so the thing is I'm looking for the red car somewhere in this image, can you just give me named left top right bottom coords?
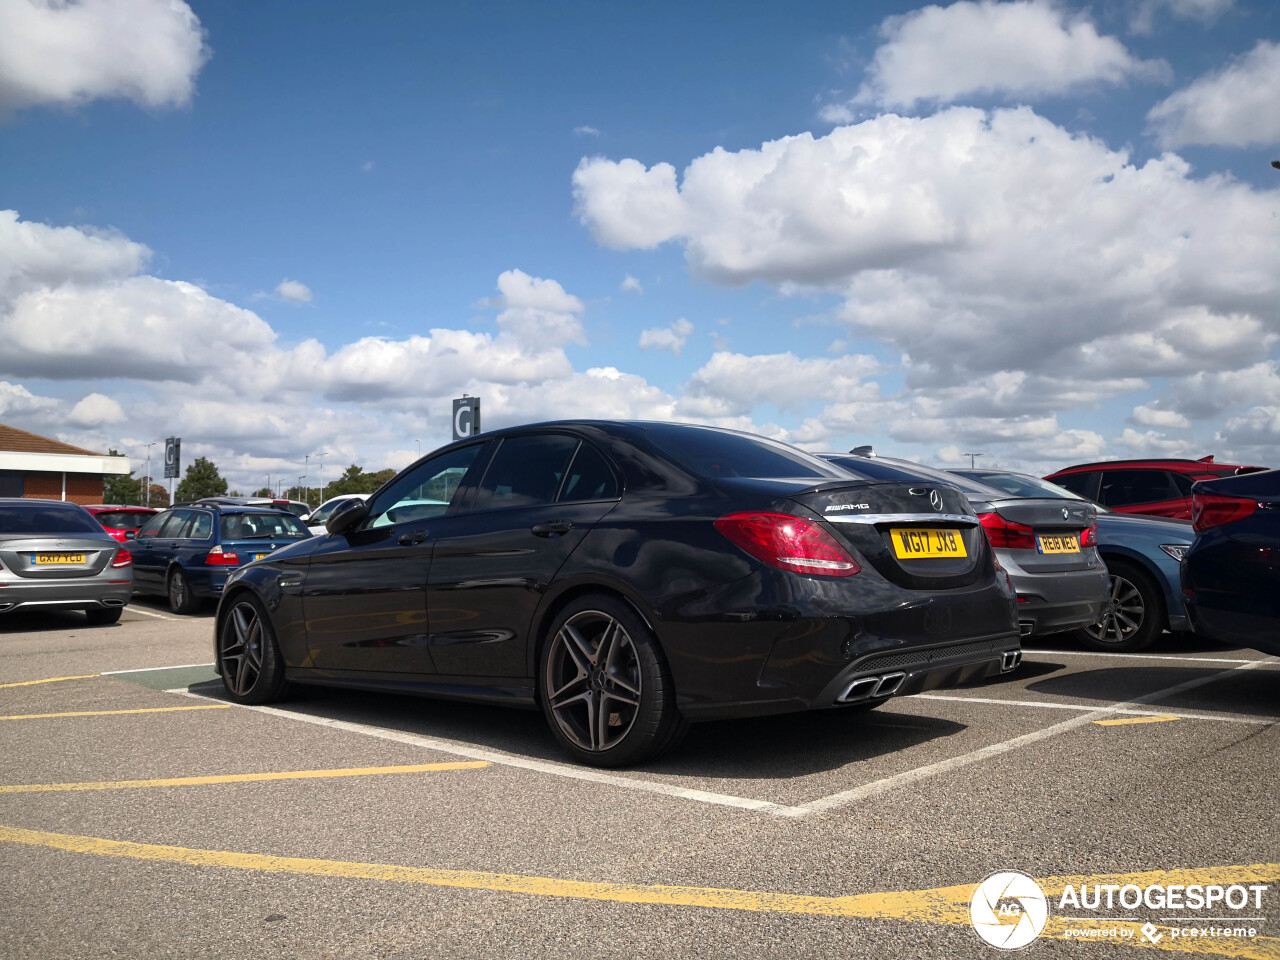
left=1045, top=457, right=1266, bottom=520
left=82, top=504, right=160, bottom=543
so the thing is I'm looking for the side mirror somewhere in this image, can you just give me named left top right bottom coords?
left=326, top=498, right=369, bottom=536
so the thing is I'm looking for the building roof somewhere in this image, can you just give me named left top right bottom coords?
left=0, top=423, right=106, bottom=457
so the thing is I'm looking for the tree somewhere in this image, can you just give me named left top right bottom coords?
left=174, top=457, right=228, bottom=503
left=145, top=481, right=169, bottom=507
left=101, top=449, right=143, bottom=504
left=252, top=487, right=273, bottom=498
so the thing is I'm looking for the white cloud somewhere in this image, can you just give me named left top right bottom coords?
left=0, top=0, right=208, bottom=115
left=573, top=125, right=602, bottom=137
left=1130, top=0, right=1233, bottom=35
left=1130, top=403, right=1190, bottom=429
left=275, top=279, right=313, bottom=303
left=638, top=318, right=694, bottom=355
left=69, top=393, right=126, bottom=427
left=0, top=380, right=58, bottom=419
left=685, top=351, right=881, bottom=415
left=620, top=275, right=643, bottom=294
left=361, top=160, right=375, bottom=173
left=847, top=0, right=1168, bottom=111
left=573, top=157, right=685, bottom=249
left=1147, top=41, right=1280, bottom=149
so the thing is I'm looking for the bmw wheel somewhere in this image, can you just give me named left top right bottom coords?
left=1074, top=561, right=1164, bottom=653
left=167, top=568, right=201, bottom=615
left=218, top=593, right=291, bottom=704
left=539, top=594, right=686, bottom=767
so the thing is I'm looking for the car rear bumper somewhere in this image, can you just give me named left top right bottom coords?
left=1004, top=566, right=1110, bottom=636
left=0, top=579, right=133, bottom=614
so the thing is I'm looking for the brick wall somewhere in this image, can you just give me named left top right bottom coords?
left=21, top=473, right=105, bottom=505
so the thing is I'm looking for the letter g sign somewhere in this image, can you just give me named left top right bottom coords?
left=452, top=396, right=481, bottom=441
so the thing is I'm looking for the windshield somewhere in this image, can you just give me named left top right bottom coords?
left=647, top=425, right=842, bottom=480
left=0, top=504, right=104, bottom=535
left=220, top=513, right=312, bottom=540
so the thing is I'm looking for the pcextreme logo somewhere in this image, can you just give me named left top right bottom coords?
left=970, top=871, right=1050, bottom=949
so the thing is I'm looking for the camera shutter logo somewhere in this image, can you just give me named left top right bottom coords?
left=970, top=871, right=1049, bottom=949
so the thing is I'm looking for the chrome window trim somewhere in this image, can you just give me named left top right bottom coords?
left=824, top=513, right=979, bottom=526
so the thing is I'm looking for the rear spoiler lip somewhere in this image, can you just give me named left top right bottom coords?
left=825, top=512, right=980, bottom=526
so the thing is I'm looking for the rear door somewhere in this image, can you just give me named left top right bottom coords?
left=130, top=510, right=191, bottom=589
left=425, top=434, right=621, bottom=677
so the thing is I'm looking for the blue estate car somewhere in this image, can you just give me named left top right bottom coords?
left=952, top=469, right=1193, bottom=651
left=130, top=505, right=311, bottom=613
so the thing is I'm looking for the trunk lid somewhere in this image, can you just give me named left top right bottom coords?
left=0, top=537, right=119, bottom=579
left=983, top=497, right=1097, bottom=572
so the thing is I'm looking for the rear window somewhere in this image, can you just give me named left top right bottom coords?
left=219, top=513, right=311, bottom=540
left=955, top=472, right=1088, bottom=501
left=94, top=510, right=157, bottom=530
left=0, top=504, right=104, bottom=535
left=647, top=426, right=841, bottom=480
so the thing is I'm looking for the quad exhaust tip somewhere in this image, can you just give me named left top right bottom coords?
left=1018, top=620, right=1035, bottom=637
left=838, top=671, right=907, bottom=703
left=1001, top=650, right=1022, bottom=672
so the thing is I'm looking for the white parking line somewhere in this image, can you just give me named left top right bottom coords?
left=103, top=663, right=215, bottom=675
left=791, top=657, right=1277, bottom=818
left=170, top=689, right=806, bottom=817
left=124, top=606, right=178, bottom=622
left=1027, top=649, right=1265, bottom=665
left=170, top=657, right=1277, bottom=821
left=914, top=693, right=1278, bottom=725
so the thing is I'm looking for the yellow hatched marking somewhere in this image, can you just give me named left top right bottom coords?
left=0, top=705, right=231, bottom=721
left=0, top=762, right=489, bottom=794
left=0, top=825, right=1276, bottom=959
left=1094, top=714, right=1181, bottom=726
left=0, top=674, right=99, bottom=689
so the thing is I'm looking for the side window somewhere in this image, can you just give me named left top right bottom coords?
left=1053, top=472, right=1095, bottom=498
left=187, top=511, right=214, bottom=540
left=1169, top=472, right=1194, bottom=497
left=558, top=443, right=620, bottom=502
left=368, top=444, right=485, bottom=528
left=159, top=510, right=194, bottom=537
left=136, top=513, right=169, bottom=539
left=473, top=435, right=579, bottom=510
left=1099, top=469, right=1180, bottom=507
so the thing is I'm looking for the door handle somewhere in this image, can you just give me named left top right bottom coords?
left=397, top=529, right=429, bottom=545
left=531, top=520, right=573, bottom=538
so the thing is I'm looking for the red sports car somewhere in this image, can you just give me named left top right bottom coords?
left=1045, top=457, right=1266, bottom=520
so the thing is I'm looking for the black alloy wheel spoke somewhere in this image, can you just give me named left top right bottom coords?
left=547, top=610, right=643, bottom=754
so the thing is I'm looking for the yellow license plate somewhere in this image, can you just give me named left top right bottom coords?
left=1037, top=534, right=1080, bottom=554
left=34, top=553, right=86, bottom=565
left=251, top=553, right=268, bottom=561
left=890, top=528, right=967, bottom=559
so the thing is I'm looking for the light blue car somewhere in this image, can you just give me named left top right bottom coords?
left=952, top=470, right=1192, bottom=652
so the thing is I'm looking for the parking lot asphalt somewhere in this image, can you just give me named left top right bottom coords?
left=2, top=599, right=1278, bottom=960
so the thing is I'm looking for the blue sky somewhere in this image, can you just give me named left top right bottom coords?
left=0, top=0, right=1278, bottom=493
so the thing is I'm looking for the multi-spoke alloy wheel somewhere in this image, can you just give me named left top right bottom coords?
left=539, top=595, right=686, bottom=767
left=545, top=610, right=643, bottom=753
left=1075, top=561, right=1163, bottom=653
left=217, top=595, right=290, bottom=704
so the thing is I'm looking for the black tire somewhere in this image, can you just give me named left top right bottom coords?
left=167, top=568, right=201, bottom=615
left=217, top=593, right=291, bottom=704
left=86, top=606, right=123, bottom=626
left=539, top=594, right=687, bottom=768
left=1073, top=560, right=1165, bottom=652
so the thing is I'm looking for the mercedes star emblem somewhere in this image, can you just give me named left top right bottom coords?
left=930, top=489, right=944, bottom=511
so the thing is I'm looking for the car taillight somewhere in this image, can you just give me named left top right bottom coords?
left=714, top=512, right=861, bottom=577
left=1192, top=493, right=1258, bottom=531
left=977, top=512, right=1037, bottom=549
left=206, top=545, right=240, bottom=565
left=110, top=549, right=132, bottom=568
left=1079, top=523, right=1096, bottom=548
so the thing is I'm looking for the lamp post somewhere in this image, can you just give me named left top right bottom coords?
left=142, top=441, right=157, bottom=507
left=314, top=451, right=328, bottom=504
left=303, top=453, right=311, bottom=506
left=962, top=452, right=985, bottom=469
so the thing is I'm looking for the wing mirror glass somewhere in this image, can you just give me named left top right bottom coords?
left=326, top=498, right=369, bottom=536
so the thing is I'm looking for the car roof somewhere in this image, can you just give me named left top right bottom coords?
left=1048, top=457, right=1260, bottom=474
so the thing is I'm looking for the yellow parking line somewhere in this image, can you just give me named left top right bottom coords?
left=0, top=824, right=1275, bottom=959
left=0, top=674, right=99, bottom=689
left=1094, top=714, right=1181, bottom=726
left=0, top=762, right=489, bottom=794
left=0, top=705, right=232, bottom=721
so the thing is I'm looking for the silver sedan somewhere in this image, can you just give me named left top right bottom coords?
left=0, top=498, right=133, bottom=624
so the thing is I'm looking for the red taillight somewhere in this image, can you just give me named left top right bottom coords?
left=1079, top=523, right=1097, bottom=548
left=206, top=545, right=240, bottom=565
left=714, top=512, right=861, bottom=577
left=978, top=512, right=1037, bottom=549
left=1192, top=493, right=1258, bottom=531
left=110, top=549, right=132, bottom=568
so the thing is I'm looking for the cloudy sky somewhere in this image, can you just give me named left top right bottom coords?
left=1, top=0, right=1278, bottom=492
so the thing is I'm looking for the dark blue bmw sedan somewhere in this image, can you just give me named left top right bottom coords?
left=1181, top=468, right=1280, bottom=656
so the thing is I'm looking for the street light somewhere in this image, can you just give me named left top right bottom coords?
left=303, top=453, right=311, bottom=506
left=961, top=452, right=985, bottom=469
left=142, top=441, right=157, bottom=507
left=314, top=451, right=328, bottom=503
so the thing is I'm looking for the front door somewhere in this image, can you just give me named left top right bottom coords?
left=302, top=442, right=489, bottom=674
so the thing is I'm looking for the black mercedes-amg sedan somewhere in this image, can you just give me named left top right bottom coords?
left=214, top=421, right=1021, bottom=766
